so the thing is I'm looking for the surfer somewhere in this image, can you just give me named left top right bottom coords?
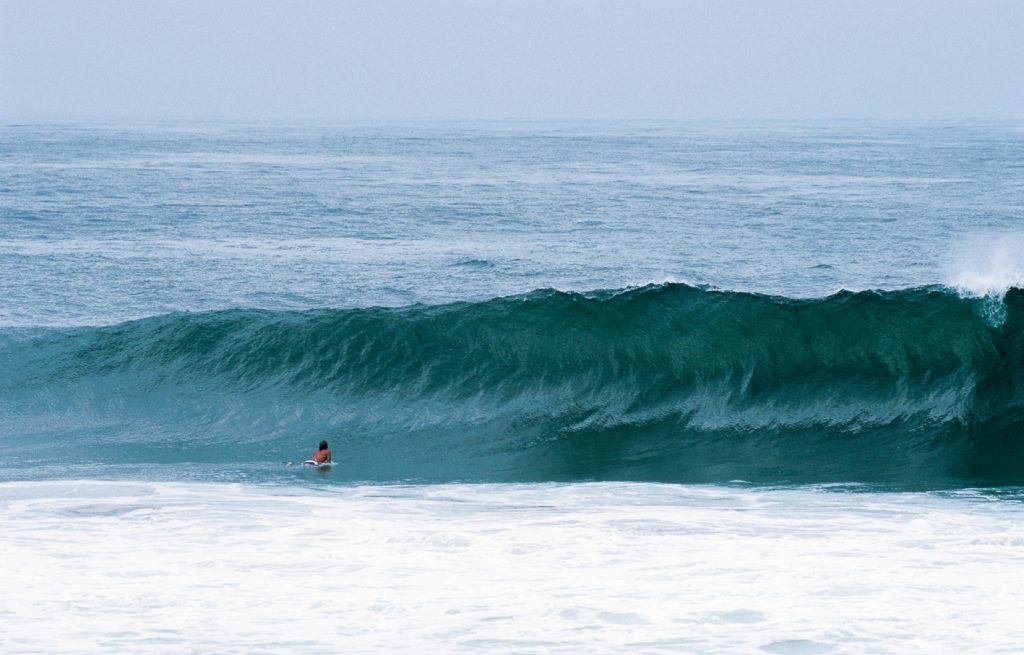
left=311, top=440, right=332, bottom=464
left=286, top=440, right=333, bottom=467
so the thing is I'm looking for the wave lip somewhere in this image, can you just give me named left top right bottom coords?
left=2, top=283, right=1024, bottom=486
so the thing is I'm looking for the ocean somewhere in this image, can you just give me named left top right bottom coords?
left=2, top=121, right=1023, bottom=653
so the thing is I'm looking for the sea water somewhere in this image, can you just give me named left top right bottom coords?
left=2, top=121, right=1023, bottom=653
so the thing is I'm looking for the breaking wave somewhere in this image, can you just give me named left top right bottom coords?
left=2, top=284, right=1023, bottom=485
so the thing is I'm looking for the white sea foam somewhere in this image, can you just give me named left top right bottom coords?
left=946, top=235, right=1024, bottom=297
left=2, top=481, right=1022, bottom=654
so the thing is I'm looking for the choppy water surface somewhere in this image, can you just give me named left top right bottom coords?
left=3, top=121, right=1022, bottom=327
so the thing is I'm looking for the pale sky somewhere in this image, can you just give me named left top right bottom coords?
left=2, top=0, right=1022, bottom=121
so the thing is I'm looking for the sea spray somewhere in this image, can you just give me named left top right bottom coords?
left=946, top=234, right=1024, bottom=298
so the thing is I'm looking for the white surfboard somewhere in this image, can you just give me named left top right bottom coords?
left=302, top=460, right=334, bottom=468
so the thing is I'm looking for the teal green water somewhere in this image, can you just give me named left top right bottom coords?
left=2, top=121, right=1023, bottom=486
left=3, top=284, right=1023, bottom=486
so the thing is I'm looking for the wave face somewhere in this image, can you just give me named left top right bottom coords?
left=2, top=284, right=1024, bottom=485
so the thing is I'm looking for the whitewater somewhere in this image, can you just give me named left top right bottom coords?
left=2, top=121, right=1023, bottom=653
left=4, top=482, right=1023, bottom=654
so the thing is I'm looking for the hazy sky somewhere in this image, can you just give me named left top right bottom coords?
left=2, top=0, right=1022, bottom=120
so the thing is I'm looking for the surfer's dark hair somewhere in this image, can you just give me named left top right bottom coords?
left=319, top=440, right=328, bottom=450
